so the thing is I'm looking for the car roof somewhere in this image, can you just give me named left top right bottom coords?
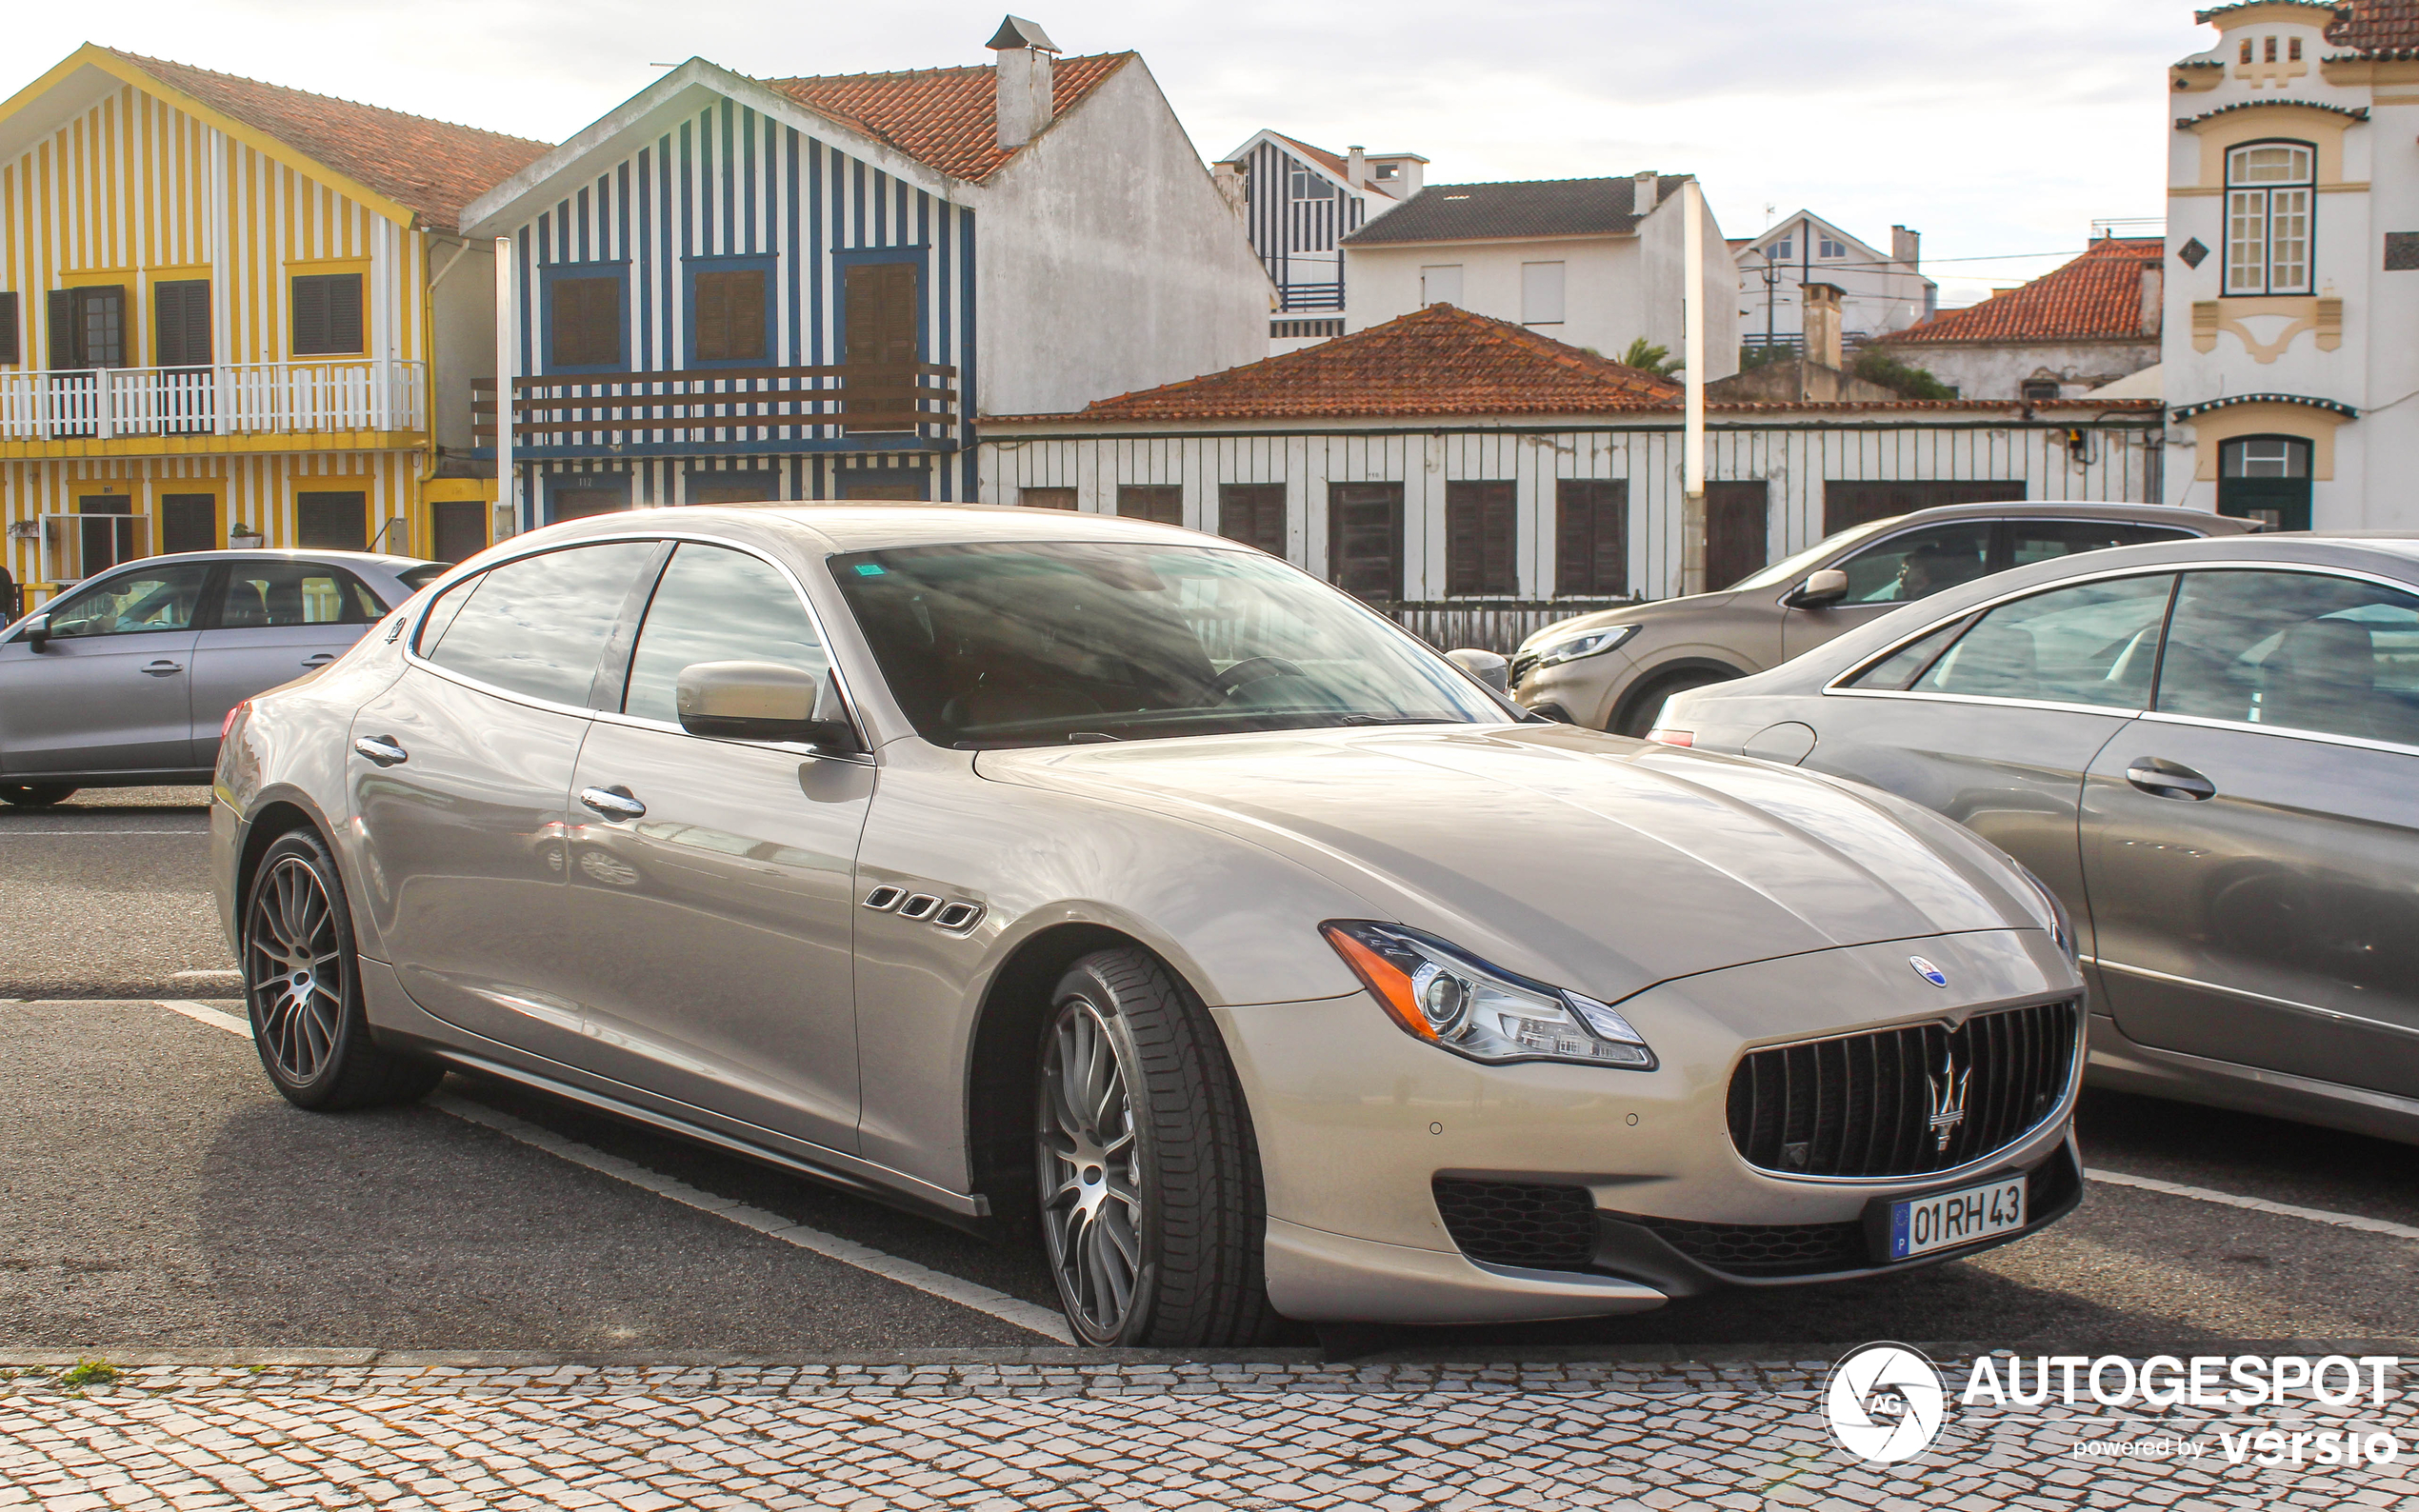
left=96, top=548, right=430, bottom=575
left=1868, top=500, right=2261, bottom=532
left=524, top=501, right=1220, bottom=556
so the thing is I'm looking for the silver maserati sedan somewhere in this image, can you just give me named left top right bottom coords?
left=212, top=505, right=2086, bottom=1344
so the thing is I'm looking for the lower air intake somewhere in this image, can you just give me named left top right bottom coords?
left=1431, top=1179, right=1596, bottom=1271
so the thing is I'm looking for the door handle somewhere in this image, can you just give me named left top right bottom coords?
left=2126, top=757, right=2215, bottom=802
left=579, top=785, right=647, bottom=821
left=352, top=735, right=410, bottom=766
left=141, top=660, right=183, bottom=677
left=302, top=652, right=337, bottom=667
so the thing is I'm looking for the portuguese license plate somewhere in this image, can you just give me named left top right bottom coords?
left=1889, top=1176, right=2027, bottom=1260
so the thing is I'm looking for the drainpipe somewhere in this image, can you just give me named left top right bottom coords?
left=494, top=236, right=518, bottom=537
left=409, top=232, right=479, bottom=559
left=1681, top=178, right=1707, bottom=598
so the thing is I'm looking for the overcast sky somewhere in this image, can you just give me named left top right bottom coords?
left=12, top=0, right=2212, bottom=308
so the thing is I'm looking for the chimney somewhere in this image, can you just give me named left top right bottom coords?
left=1346, top=145, right=1367, bottom=189
left=1891, top=225, right=1920, bottom=268
left=2139, top=261, right=2164, bottom=337
left=1633, top=169, right=1661, bottom=209
left=987, top=15, right=1062, bottom=150
left=1211, top=161, right=1246, bottom=219
left=1801, top=282, right=1845, bottom=370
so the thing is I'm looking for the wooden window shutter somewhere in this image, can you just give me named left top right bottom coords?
left=694, top=269, right=767, bottom=362
left=1555, top=480, right=1627, bottom=596
left=1218, top=484, right=1286, bottom=554
left=292, top=276, right=328, bottom=354
left=48, top=289, right=80, bottom=368
left=844, top=262, right=920, bottom=429
left=1446, top=481, right=1515, bottom=595
left=0, top=292, right=18, bottom=366
left=155, top=280, right=211, bottom=368
left=550, top=277, right=621, bottom=367
left=1326, top=483, right=1403, bottom=602
left=292, top=274, right=362, bottom=356
left=329, top=274, right=363, bottom=353
left=1115, top=485, right=1184, bottom=525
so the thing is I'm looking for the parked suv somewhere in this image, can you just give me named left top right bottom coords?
left=0, top=550, right=445, bottom=806
left=1511, top=503, right=2259, bottom=735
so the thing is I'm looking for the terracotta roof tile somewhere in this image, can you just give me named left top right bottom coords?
left=1880, top=238, right=2163, bottom=346
left=105, top=50, right=549, bottom=228
left=2329, top=0, right=2419, bottom=51
left=761, top=53, right=1130, bottom=184
left=1025, top=304, right=1681, bottom=422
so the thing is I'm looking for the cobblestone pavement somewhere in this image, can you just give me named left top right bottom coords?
left=4, top=1355, right=2415, bottom=1510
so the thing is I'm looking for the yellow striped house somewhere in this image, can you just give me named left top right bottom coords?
left=0, top=47, right=548, bottom=603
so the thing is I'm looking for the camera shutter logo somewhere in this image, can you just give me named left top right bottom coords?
left=1825, top=1343, right=1947, bottom=1463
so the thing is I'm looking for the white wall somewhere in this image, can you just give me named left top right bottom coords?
left=981, top=411, right=2162, bottom=601
left=429, top=236, right=494, bottom=454
left=975, top=60, right=1271, bottom=416
left=1903, top=338, right=2160, bottom=401
left=1737, top=223, right=1932, bottom=345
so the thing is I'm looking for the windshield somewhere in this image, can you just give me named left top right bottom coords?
left=1729, top=514, right=1908, bottom=591
left=830, top=540, right=1512, bottom=748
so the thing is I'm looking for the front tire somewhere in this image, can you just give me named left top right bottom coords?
left=241, top=828, right=441, bottom=1110
left=1613, top=668, right=1734, bottom=738
left=0, top=783, right=75, bottom=807
left=1036, top=947, right=1278, bottom=1346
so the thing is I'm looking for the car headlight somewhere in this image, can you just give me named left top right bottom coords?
left=1524, top=622, right=1638, bottom=669
left=2010, top=863, right=2079, bottom=965
left=1320, top=921, right=1656, bottom=1069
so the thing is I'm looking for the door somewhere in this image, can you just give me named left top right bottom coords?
left=349, top=539, right=662, bottom=1058
left=1819, top=570, right=2177, bottom=958
left=160, top=494, right=217, bottom=555
left=75, top=494, right=141, bottom=581
left=842, top=261, right=919, bottom=432
left=553, top=541, right=870, bottom=1149
left=430, top=499, right=487, bottom=566
left=1328, top=483, right=1403, bottom=602
left=1782, top=518, right=1995, bottom=658
left=295, top=491, right=368, bottom=551
left=1705, top=482, right=1769, bottom=591
left=2083, top=567, right=2419, bottom=1096
left=0, top=561, right=214, bottom=776
left=2216, top=436, right=2312, bottom=532
left=190, top=561, right=389, bottom=767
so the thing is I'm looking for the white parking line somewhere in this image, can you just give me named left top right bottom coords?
left=0, top=828, right=210, bottom=836
left=2088, top=1166, right=2419, bottom=1243
left=149, top=999, right=1076, bottom=1344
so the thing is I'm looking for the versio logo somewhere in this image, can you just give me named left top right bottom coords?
left=1826, top=1343, right=1947, bottom=1462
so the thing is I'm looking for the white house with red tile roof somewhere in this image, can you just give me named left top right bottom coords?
left=1733, top=211, right=1935, bottom=350
left=457, top=16, right=1269, bottom=519
left=2161, top=0, right=2419, bottom=529
left=1875, top=236, right=2164, bottom=402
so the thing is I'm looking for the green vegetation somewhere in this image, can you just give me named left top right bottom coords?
left=1851, top=348, right=1957, bottom=400
left=58, top=1358, right=118, bottom=1389
left=1616, top=338, right=1683, bottom=377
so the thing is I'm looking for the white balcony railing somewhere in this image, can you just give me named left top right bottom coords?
left=0, top=360, right=426, bottom=442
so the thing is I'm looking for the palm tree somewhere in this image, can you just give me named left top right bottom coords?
left=1617, top=338, right=1682, bottom=377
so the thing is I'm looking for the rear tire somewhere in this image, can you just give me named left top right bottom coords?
left=1035, top=946, right=1280, bottom=1347
left=0, top=784, right=74, bottom=807
left=1613, top=669, right=1734, bottom=738
left=241, top=828, right=442, bottom=1111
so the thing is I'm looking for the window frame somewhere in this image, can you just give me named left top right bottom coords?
left=683, top=254, right=776, bottom=368
left=540, top=262, right=630, bottom=374
left=2222, top=139, right=2315, bottom=297
left=2141, top=565, right=2419, bottom=758
left=614, top=540, right=839, bottom=732
left=289, top=271, right=365, bottom=358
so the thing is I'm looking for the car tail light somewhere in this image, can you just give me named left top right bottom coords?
left=1646, top=727, right=1693, bottom=746
left=221, top=702, right=249, bottom=740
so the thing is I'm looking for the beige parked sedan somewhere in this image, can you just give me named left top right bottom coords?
left=212, top=505, right=2085, bottom=1344
left=1512, top=502, right=2257, bottom=735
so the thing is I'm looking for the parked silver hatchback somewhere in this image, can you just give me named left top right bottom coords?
left=0, top=551, right=444, bottom=806
left=1511, top=502, right=2257, bottom=736
left=1655, top=533, right=2419, bottom=1146
left=212, top=505, right=2089, bottom=1344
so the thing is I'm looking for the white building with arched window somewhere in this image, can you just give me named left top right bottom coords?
left=2163, top=0, right=2419, bottom=529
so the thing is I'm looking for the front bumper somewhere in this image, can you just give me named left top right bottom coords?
left=1216, top=927, right=2083, bottom=1323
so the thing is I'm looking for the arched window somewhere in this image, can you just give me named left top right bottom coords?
left=2225, top=141, right=2314, bottom=295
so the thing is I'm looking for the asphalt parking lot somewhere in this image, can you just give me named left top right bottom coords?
left=4, top=787, right=2416, bottom=1358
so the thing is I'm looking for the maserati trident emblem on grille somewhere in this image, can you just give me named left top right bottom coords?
left=1926, top=1034, right=1971, bottom=1152
left=1909, top=955, right=1949, bottom=987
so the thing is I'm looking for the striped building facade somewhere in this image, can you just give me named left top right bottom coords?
left=0, top=47, right=545, bottom=604
left=1218, top=131, right=1419, bottom=337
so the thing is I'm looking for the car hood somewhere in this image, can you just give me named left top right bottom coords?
left=975, top=723, right=2034, bottom=1004
left=1518, top=590, right=1746, bottom=648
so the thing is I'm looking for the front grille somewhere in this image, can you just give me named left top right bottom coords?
left=1627, top=1214, right=1867, bottom=1277
left=1432, top=1179, right=1596, bottom=1270
left=1508, top=650, right=1541, bottom=686
left=1726, top=998, right=2079, bottom=1179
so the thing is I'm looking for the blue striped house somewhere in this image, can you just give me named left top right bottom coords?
left=1217, top=131, right=1422, bottom=340
left=462, top=22, right=1270, bottom=526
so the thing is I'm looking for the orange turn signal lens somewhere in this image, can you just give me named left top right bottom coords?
left=1320, top=922, right=1438, bottom=1041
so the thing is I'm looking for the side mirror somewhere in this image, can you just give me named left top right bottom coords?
left=1444, top=647, right=1509, bottom=693
left=675, top=660, right=862, bottom=754
left=1786, top=567, right=1850, bottom=609
left=17, top=612, right=50, bottom=650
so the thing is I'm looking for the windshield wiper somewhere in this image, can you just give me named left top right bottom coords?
left=1336, top=714, right=1466, bottom=726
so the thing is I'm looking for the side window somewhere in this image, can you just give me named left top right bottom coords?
left=47, top=563, right=214, bottom=638
left=2156, top=570, right=2419, bottom=747
left=416, top=541, right=659, bottom=706
left=219, top=563, right=383, bottom=628
left=2008, top=521, right=2194, bottom=569
left=1910, top=573, right=2173, bottom=708
left=1831, top=522, right=1994, bottom=605
left=290, top=273, right=364, bottom=356
left=622, top=545, right=829, bottom=726
left=1845, top=615, right=1974, bottom=690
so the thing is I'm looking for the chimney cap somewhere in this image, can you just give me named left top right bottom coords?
left=987, top=15, right=1062, bottom=52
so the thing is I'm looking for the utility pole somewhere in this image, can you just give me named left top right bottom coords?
left=493, top=237, right=518, bottom=537
left=1681, top=178, right=1707, bottom=598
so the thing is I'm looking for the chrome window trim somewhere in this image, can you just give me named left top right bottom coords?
left=1771, top=514, right=2208, bottom=611
left=2090, top=957, right=2419, bottom=1044
left=2134, top=707, right=2419, bottom=761
left=1822, top=556, right=2419, bottom=710
left=400, top=529, right=877, bottom=765
left=1723, top=991, right=2087, bottom=1188
left=1825, top=687, right=2156, bottom=720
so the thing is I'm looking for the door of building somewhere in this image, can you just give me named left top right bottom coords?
left=1706, top=482, right=1769, bottom=590
left=1327, top=483, right=1404, bottom=602
left=2216, top=436, right=2311, bottom=531
left=430, top=500, right=487, bottom=566
left=160, top=494, right=216, bottom=555
left=296, top=491, right=368, bottom=551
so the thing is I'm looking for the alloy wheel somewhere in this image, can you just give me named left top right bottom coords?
left=1038, top=995, right=1146, bottom=1340
left=245, top=855, right=347, bottom=1084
